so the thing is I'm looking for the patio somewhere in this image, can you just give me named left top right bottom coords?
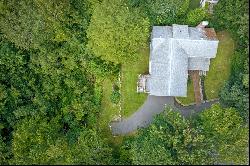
left=137, top=74, right=150, bottom=93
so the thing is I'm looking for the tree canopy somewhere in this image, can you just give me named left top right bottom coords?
left=0, top=0, right=92, bottom=50
left=196, top=104, right=248, bottom=164
left=0, top=0, right=248, bottom=164
left=87, top=0, right=150, bottom=64
left=122, top=105, right=248, bottom=165
left=211, top=0, right=249, bottom=120
left=127, top=0, right=191, bottom=25
left=11, top=114, right=112, bottom=164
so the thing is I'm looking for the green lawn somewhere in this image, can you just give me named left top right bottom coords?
left=176, top=77, right=195, bottom=105
left=121, top=48, right=149, bottom=117
left=99, top=76, right=143, bottom=145
left=98, top=47, right=149, bottom=139
left=97, top=78, right=130, bottom=146
left=204, top=31, right=235, bottom=99
left=189, top=0, right=201, bottom=9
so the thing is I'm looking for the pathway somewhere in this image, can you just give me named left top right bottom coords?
left=110, top=96, right=219, bottom=135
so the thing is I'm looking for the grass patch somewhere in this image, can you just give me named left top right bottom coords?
left=98, top=77, right=140, bottom=146
left=204, top=31, right=235, bottom=99
left=121, top=48, right=149, bottom=117
left=189, top=0, right=201, bottom=9
left=98, top=79, right=120, bottom=137
left=176, top=77, right=195, bottom=105
left=98, top=47, right=149, bottom=143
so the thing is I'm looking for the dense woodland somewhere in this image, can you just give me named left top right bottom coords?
left=0, top=0, right=249, bottom=165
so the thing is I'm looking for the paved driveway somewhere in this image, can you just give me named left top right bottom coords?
left=175, top=99, right=219, bottom=117
left=110, top=95, right=219, bottom=135
left=111, top=96, right=175, bottom=135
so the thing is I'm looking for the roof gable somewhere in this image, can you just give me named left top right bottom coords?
left=148, top=24, right=219, bottom=97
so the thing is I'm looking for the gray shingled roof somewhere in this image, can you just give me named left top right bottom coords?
left=169, top=44, right=188, bottom=96
left=147, top=24, right=219, bottom=97
left=177, top=40, right=218, bottom=58
left=188, top=57, right=210, bottom=71
left=172, top=24, right=189, bottom=39
left=151, top=26, right=173, bottom=39
left=189, top=27, right=206, bottom=40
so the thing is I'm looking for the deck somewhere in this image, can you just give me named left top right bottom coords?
left=137, top=74, right=150, bottom=93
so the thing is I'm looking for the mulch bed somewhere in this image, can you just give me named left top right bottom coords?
left=189, top=70, right=202, bottom=105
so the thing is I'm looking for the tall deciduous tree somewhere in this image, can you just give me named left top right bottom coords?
left=123, top=105, right=249, bottom=165
left=212, top=0, right=249, bottom=120
left=11, top=114, right=112, bottom=165
left=186, top=8, right=206, bottom=26
left=11, top=114, right=61, bottom=164
left=0, top=135, right=10, bottom=165
left=127, top=0, right=191, bottom=25
left=124, top=107, right=212, bottom=165
left=0, top=0, right=92, bottom=50
left=197, top=104, right=249, bottom=165
left=87, top=0, right=150, bottom=64
left=212, top=0, right=249, bottom=46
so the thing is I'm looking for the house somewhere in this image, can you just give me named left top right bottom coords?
left=137, top=21, right=219, bottom=104
left=200, top=0, right=219, bottom=7
left=200, top=0, right=219, bottom=13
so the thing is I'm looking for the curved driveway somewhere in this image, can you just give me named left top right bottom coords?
left=111, top=96, right=174, bottom=135
left=110, top=95, right=219, bottom=135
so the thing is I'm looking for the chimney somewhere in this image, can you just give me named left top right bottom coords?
left=196, top=21, right=209, bottom=29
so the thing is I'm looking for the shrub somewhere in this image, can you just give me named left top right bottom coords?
left=186, top=8, right=207, bottom=26
left=110, top=84, right=120, bottom=104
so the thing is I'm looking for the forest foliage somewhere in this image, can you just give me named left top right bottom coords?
left=210, top=0, right=249, bottom=120
left=0, top=0, right=248, bottom=165
left=120, top=106, right=248, bottom=165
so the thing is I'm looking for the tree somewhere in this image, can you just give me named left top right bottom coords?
left=219, top=78, right=249, bottom=120
left=212, top=0, right=249, bottom=46
left=0, top=0, right=92, bottom=50
left=87, top=0, right=150, bottom=64
left=11, top=114, right=61, bottom=164
left=196, top=104, right=249, bottom=165
left=211, top=0, right=249, bottom=120
left=122, top=105, right=249, bottom=165
left=127, top=0, right=190, bottom=25
left=0, top=135, right=11, bottom=165
left=64, top=129, right=112, bottom=165
left=11, top=114, right=112, bottom=165
left=124, top=107, right=212, bottom=165
left=0, top=36, right=37, bottom=127
left=186, top=8, right=207, bottom=26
